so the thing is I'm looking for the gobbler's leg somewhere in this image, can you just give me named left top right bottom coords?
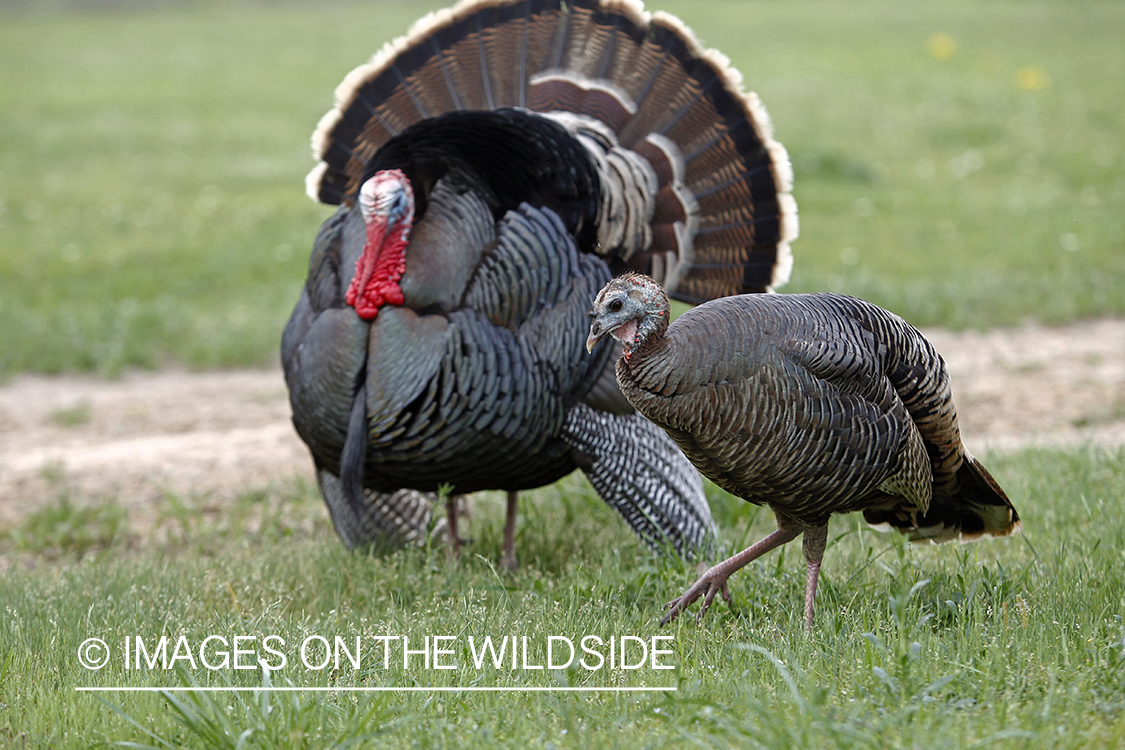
left=661, top=523, right=801, bottom=626
left=502, top=490, right=519, bottom=571
left=446, top=494, right=462, bottom=561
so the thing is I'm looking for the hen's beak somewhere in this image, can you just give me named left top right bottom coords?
left=586, top=321, right=605, bottom=353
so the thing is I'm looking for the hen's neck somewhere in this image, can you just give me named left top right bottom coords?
left=623, top=297, right=671, bottom=364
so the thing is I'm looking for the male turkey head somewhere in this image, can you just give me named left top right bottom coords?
left=586, top=273, right=671, bottom=360
left=345, top=169, right=415, bottom=320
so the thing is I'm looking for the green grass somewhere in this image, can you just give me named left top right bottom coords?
left=1, top=0, right=1123, bottom=375
left=697, top=0, right=1125, bottom=327
left=6, top=494, right=128, bottom=557
left=2, top=446, right=1125, bottom=748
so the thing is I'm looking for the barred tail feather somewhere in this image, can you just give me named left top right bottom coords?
left=308, top=0, right=795, bottom=300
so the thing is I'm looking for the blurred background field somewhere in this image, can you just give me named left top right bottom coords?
left=1, top=0, right=1122, bottom=376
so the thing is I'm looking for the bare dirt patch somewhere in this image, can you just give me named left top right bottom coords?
left=1, top=318, right=1123, bottom=531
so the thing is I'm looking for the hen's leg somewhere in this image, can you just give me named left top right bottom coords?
left=661, top=524, right=801, bottom=626
left=802, top=524, right=829, bottom=631
left=502, top=491, right=519, bottom=571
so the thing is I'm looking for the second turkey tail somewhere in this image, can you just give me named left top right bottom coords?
left=864, top=451, right=1021, bottom=544
left=307, top=0, right=796, bottom=301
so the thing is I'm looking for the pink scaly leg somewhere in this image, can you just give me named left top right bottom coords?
left=501, top=491, right=519, bottom=572
left=802, top=525, right=829, bottom=632
left=661, top=523, right=802, bottom=627
left=446, top=494, right=462, bottom=562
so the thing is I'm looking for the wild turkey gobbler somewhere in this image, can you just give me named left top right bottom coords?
left=587, top=274, right=1021, bottom=629
left=282, top=0, right=798, bottom=565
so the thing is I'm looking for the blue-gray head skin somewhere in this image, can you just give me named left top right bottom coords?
left=586, top=273, right=671, bottom=362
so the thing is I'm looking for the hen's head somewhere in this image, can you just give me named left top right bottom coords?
left=586, top=273, right=670, bottom=361
left=345, top=169, right=415, bottom=320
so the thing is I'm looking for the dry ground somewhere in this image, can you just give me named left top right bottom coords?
left=1, top=318, right=1123, bottom=531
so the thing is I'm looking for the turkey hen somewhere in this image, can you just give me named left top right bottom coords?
left=282, top=0, right=798, bottom=564
left=587, top=274, right=1021, bottom=629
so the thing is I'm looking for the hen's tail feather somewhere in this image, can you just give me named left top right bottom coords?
left=318, top=468, right=434, bottom=549
left=863, top=451, right=1021, bottom=545
left=561, top=401, right=717, bottom=559
left=308, top=0, right=795, bottom=298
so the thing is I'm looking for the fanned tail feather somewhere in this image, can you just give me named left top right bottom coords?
left=561, top=401, right=717, bottom=559
left=308, top=0, right=796, bottom=299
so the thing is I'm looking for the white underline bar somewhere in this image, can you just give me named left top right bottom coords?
left=76, top=686, right=675, bottom=693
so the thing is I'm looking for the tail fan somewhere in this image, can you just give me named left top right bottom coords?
left=308, top=0, right=796, bottom=299
left=561, top=401, right=717, bottom=559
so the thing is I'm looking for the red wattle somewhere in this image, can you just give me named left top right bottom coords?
left=346, top=222, right=409, bottom=321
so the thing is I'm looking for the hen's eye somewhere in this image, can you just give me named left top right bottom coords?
left=608, top=299, right=624, bottom=313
